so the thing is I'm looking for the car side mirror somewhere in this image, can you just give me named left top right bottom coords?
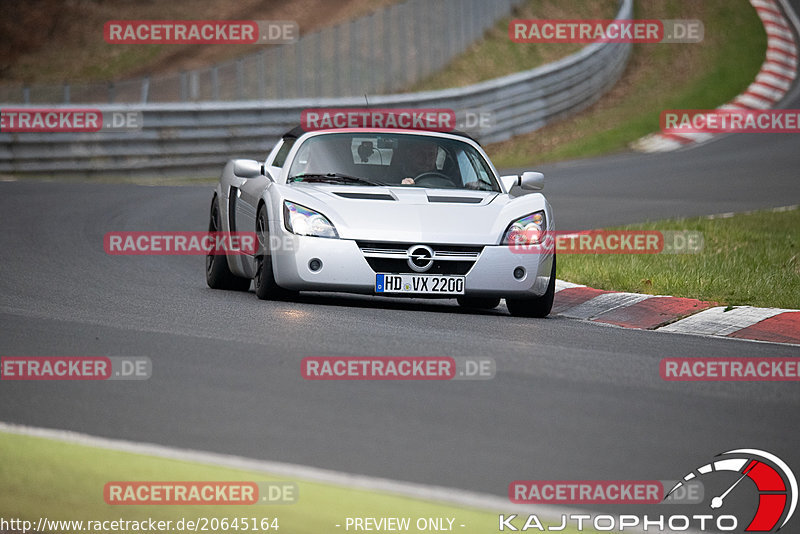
left=520, top=171, right=544, bottom=190
left=232, top=159, right=264, bottom=179
left=500, top=171, right=544, bottom=192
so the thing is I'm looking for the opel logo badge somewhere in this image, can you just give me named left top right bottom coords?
left=407, top=245, right=434, bottom=272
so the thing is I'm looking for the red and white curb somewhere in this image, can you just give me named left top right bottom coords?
left=632, top=0, right=799, bottom=152
left=553, top=280, right=800, bottom=345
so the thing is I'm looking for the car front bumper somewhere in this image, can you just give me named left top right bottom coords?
left=270, top=235, right=554, bottom=298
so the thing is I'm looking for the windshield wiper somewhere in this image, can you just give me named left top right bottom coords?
left=288, top=173, right=385, bottom=186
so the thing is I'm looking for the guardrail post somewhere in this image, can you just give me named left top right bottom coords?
left=427, top=1, right=434, bottom=76
left=446, top=0, right=454, bottom=68
left=400, top=3, right=409, bottom=87
left=236, top=58, right=244, bottom=100
left=383, top=7, right=392, bottom=92
left=414, top=2, right=423, bottom=83
left=349, top=19, right=358, bottom=95
left=295, top=38, right=304, bottom=97
left=211, top=67, right=219, bottom=101
left=469, top=0, right=476, bottom=41
left=368, top=13, right=376, bottom=94
left=23, top=86, right=30, bottom=104
left=180, top=72, right=188, bottom=102
left=108, top=82, right=115, bottom=104
left=278, top=46, right=286, bottom=99
left=63, top=83, right=70, bottom=104
left=140, top=77, right=150, bottom=103
left=314, top=31, right=322, bottom=97
left=258, top=51, right=266, bottom=99
left=190, top=72, right=199, bottom=101
left=333, top=25, right=341, bottom=97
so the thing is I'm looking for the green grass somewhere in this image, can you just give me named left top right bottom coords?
left=408, top=0, right=619, bottom=92
left=557, top=207, right=800, bottom=309
left=0, top=431, right=593, bottom=534
left=485, top=0, right=768, bottom=167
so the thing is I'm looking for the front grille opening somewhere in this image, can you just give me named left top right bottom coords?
left=364, top=258, right=474, bottom=275
left=357, top=241, right=484, bottom=254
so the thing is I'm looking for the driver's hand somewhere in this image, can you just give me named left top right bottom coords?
left=401, top=177, right=415, bottom=185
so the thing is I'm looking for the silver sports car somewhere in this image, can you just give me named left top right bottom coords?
left=206, top=126, right=556, bottom=317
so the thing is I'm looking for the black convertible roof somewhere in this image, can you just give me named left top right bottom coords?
left=282, top=125, right=479, bottom=144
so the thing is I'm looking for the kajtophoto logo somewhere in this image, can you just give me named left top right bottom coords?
left=498, top=449, right=795, bottom=532
left=665, top=449, right=797, bottom=532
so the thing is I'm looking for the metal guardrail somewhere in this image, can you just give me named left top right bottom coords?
left=0, top=0, right=632, bottom=178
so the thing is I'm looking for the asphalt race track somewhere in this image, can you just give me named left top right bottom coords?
left=2, top=16, right=800, bottom=521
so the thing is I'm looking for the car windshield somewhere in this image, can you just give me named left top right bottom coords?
left=287, top=132, right=500, bottom=191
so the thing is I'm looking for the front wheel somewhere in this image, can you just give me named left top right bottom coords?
left=254, top=205, right=295, bottom=301
left=505, top=255, right=556, bottom=318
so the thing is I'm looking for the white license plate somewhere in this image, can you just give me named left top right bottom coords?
left=375, top=274, right=465, bottom=295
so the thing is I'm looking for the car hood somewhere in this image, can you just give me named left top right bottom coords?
left=278, top=184, right=549, bottom=244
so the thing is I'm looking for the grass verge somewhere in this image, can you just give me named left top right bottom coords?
left=0, top=431, right=593, bottom=534
left=486, top=0, right=768, bottom=167
left=557, top=207, right=800, bottom=309
left=407, top=0, right=619, bottom=92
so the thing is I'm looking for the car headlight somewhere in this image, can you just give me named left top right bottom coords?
left=283, top=201, right=339, bottom=238
left=502, top=211, right=545, bottom=245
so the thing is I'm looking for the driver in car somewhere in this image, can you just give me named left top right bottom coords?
left=398, top=140, right=443, bottom=185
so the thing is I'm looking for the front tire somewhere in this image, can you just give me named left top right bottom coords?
left=254, top=205, right=295, bottom=301
left=206, top=195, right=251, bottom=291
left=506, top=255, right=556, bottom=318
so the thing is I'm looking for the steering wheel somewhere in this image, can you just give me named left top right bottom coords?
left=413, top=172, right=455, bottom=188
